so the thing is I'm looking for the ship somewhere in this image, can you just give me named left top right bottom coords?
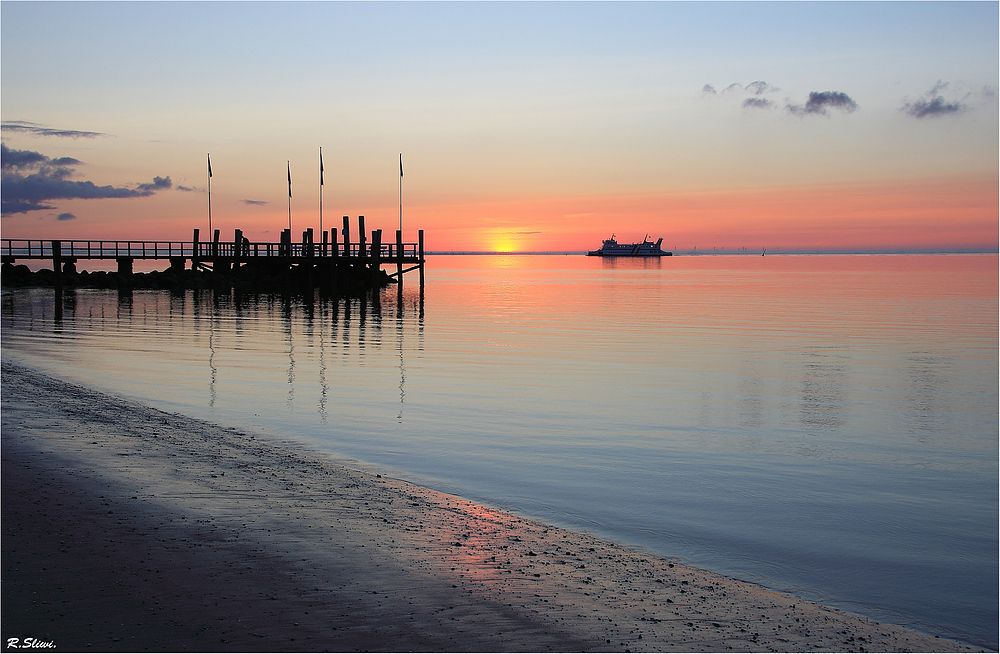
left=587, top=234, right=672, bottom=257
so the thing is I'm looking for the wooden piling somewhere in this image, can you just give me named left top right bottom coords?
left=396, top=230, right=403, bottom=284
left=330, top=228, right=338, bottom=258
left=418, top=229, right=425, bottom=288
left=192, top=228, right=200, bottom=266
left=52, top=240, right=62, bottom=294
left=342, top=216, right=351, bottom=257
left=359, top=216, right=366, bottom=258
left=233, top=229, right=243, bottom=266
left=372, top=229, right=382, bottom=271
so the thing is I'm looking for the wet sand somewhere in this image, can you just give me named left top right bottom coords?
left=1, top=361, right=981, bottom=652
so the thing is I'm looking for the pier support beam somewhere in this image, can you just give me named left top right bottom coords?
left=116, top=257, right=133, bottom=275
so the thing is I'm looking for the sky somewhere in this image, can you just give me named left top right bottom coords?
left=1, top=1, right=997, bottom=253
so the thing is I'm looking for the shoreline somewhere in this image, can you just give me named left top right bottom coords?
left=1, top=361, right=982, bottom=652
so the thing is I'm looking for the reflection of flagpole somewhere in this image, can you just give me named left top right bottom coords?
left=287, top=161, right=292, bottom=232
left=207, top=153, right=213, bottom=235
left=319, top=147, right=324, bottom=239
left=398, top=153, right=403, bottom=233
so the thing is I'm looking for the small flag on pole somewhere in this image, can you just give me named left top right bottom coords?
left=287, top=162, right=292, bottom=198
left=399, top=153, right=403, bottom=178
left=208, top=153, right=212, bottom=178
left=320, top=148, right=324, bottom=186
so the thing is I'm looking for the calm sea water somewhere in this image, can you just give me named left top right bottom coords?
left=2, top=254, right=997, bottom=648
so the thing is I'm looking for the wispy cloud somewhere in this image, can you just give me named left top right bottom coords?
left=786, top=91, right=859, bottom=116
left=1, top=143, right=172, bottom=215
left=1, top=120, right=106, bottom=139
left=243, top=199, right=268, bottom=206
left=703, top=81, right=780, bottom=97
left=56, top=212, right=77, bottom=221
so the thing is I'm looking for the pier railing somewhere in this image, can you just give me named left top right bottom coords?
left=2, top=239, right=422, bottom=261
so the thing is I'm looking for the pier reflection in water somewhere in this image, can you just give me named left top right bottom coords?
left=2, top=285, right=424, bottom=441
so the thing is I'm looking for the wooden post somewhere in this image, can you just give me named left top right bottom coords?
left=342, top=216, right=351, bottom=257
left=212, top=229, right=220, bottom=258
left=233, top=229, right=243, bottom=266
left=322, top=230, right=328, bottom=257
left=192, top=228, right=200, bottom=267
left=396, top=229, right=403, bottom=284
left=418, top=229, right=425, bottom=288
left=371, top=229, right=382, bottom=272
left=52, top=240, right=62, bottom=294
left=358, top=216, right=366, bottom=258
left=330, top=228, right=338, bottom=258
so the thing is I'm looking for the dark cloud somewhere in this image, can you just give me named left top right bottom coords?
left=786, top=91, right=859, bottom=116
left=742, top=97, right=774, bottom=110
left=902, top=96, right=964, bottom=118
left=57, top=212, right=77, bottom=221
left=701, top=84, right=717, bottom=96
left=900, top=81, right=972, bottom=118
left=177, top=185, right=201, bottom=192
left=243, top=199, right=268, bottom=206
left=1, top=120, right=105, bottom=139
left=136, top=176, right=172, bottom=192
left=1, top=143, right=172, bottom=215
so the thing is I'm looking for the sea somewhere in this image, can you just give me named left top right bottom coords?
left=2, top=253, right=997, bottom=649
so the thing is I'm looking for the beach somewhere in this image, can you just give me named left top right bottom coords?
left=1, top=360, right=981, bottom=652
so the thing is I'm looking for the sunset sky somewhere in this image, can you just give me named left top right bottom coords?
left=2, top=2, right=997, bottom=253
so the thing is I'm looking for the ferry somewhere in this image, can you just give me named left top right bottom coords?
left=587, top=235, right=672, bottom=257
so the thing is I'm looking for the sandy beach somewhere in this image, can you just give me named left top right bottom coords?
left=1, top=360, right=981, bottom=652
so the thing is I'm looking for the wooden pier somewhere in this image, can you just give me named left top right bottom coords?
left=2, top=216, right=425, bottom=291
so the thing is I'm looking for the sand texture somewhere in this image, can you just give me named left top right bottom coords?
left=1, top=361, right=981, bottom=652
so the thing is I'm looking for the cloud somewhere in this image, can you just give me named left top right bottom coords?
left=136, top=176, right=172, bottom=192
left=57, top=212, right=77, bottom=221
left=742, top=97, right=774, bottom=110
left=1, top=143, right=172, bottom=215
left=786, top=91, right=859, bottom=116
left=177, top=184, right=201, bottom=192
left=243, top=199, right=268, bottom=206
left=900, top=81, right=976, bottom=119
left=902, top=96, right=964, bottom=118
left=1, top=120, right=105, bottom=139
left=745, top=81, right=779, bottom=95
left=702, top=81, right=780, bottom=100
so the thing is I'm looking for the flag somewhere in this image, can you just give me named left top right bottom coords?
left=287, top=162, right=292, bottom=198
left=208, top=153, right=212, bottom=178
left=320, top=148, right=324, bottom=186
left=399, top=153, right=403, bottom=178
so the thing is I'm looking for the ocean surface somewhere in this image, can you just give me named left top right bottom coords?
left=2, top=253, right=997, bottom=648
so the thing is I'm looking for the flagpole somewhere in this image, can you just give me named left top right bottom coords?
left=319, top=147, right=324, bottom=239
left=207, top=153, right=213, bottom=236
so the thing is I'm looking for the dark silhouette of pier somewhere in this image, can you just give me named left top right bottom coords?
left=2, top=216, right=425, bottom=293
